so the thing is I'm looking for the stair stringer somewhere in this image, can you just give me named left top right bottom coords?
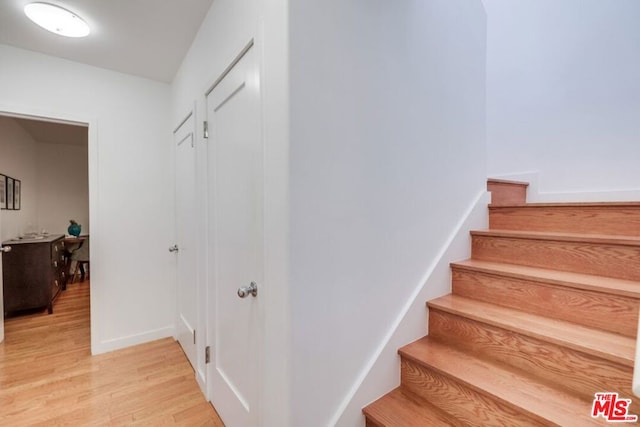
left=331, top=191, right=490, bottom=427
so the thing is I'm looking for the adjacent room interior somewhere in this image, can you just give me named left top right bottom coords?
left=0, top=115, right=90, bottom=317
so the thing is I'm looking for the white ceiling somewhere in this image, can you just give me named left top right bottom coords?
left=0, top=0, right=214, bottom=83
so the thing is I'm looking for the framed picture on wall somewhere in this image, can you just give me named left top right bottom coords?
left=0, top=174, right=6, bottom=210
left=6, top=177, right=14, bottom=210
left=13, top=179, right=21, bottom=210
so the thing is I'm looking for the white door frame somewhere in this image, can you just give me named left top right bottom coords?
left=0, top=105, right=98, bottom=353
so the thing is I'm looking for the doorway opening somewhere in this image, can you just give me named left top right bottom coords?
left=0, top=111, right=92, bottom=348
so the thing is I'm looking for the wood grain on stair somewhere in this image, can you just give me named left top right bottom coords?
left=452, top=259, right=640, bottom=298
left=428, top=309, right=632, bottom=401
left=489, top=202, right=640, bottom=236
left=451, top=260, right=640, bottom=337
left=427, top=294, right=635, bottom=367
left=363, top=388, right=464, bottom=427
left=400, top=358, right=546, bottom=427
left=487, top=179, right=529, bottom=206
left=472, top=230, right=640, bottom=281
left=400, top=337, right=602, bottom=426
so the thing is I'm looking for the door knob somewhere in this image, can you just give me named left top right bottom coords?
left=237, top=282, right=258, bottom=298
left=169, top=245, right=179, bottom=253
left=0, top=245, right=12, bottom=253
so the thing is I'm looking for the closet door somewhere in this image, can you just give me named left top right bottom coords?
left=206, top=43, right=263, bottom=426
left=173, top=113, right=198, bottom=370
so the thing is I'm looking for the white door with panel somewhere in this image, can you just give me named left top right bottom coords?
left=173, top=113, right=198, bottom=370
left=206, top=44, right=263, bottom=426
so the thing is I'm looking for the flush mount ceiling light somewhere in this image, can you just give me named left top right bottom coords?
left=24, top=2, right=90, bottom=38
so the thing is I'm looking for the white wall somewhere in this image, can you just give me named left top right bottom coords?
left=289, top=1, right=487, bottom=425
left=0, top=118, right=89, bottom=240
left=171, top=0, right=290, bottom=425
left=0, top=116, right=38, bottom=242
left=36, top=142, right=89, bottom=236
left=0, top=44, right=174, bottom=354
left=485, top=0, right=640, bottom=196
left=175, top=2, right=486, bottom=426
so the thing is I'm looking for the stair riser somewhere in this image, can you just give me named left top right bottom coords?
left=472, top=235, right=640, bottom=281
left=400, top=358, right=547, bottom=426
left=451, top=268, right=640, bottom=337
left=428, top=310, right=633, bottom=401
left=487, top=181, right=528, bottom=206
left=489, top=206, right=640, bottom=236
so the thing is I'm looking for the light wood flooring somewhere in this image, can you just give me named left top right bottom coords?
left=0, top=280, right=225, bottom=426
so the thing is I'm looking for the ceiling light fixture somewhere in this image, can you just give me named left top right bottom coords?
left=24, top=2, right=90, bottom=38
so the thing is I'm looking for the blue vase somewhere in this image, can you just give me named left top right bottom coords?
left=68, top=223, right=81, bottom=237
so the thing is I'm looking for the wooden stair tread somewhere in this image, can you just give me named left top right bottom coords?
left=363, top=388, right=461, bottom=427
left=428, top=294, right=635, bottom=366
left=451, top=259, right=640, bottom=299
left=487, top=178, right=529, bottom=187
left=400, top=337, right=601, bottom=426
left=472, top=229, right=640, bottom=246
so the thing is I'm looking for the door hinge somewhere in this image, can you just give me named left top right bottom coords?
left=203, top=121, right=209, bottom=139
left=205, top=346, right=211, bottom=364
left=193, top=330, right=196, bottom=345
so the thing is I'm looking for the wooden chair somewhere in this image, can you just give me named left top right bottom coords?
left=70, top=238, right=90, bottom=283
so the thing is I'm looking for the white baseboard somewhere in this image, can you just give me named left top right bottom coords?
left=92, top=325, right=175, bottom=355
left=331, top=190, right=490, bottom=427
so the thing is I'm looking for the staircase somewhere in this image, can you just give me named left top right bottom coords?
left=363, top=179, right=640, bottom=426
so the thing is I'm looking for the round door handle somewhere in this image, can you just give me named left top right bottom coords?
left=237, top=282, right=258, bottom=298
left=0, top=245, right=12, bottom=253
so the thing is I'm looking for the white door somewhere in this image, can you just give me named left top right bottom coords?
left=174, top=113, right=198, bottom=370
left=206, top=44, right=263, bottom=426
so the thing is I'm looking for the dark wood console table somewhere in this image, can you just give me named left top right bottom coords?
left=2, top=234, right=67, bottom=316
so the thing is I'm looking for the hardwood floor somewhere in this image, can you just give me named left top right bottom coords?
left=0, top=280, right=225, bottom=426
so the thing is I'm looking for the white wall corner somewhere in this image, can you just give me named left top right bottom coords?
left=331, top=190, right=491, bottom=426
